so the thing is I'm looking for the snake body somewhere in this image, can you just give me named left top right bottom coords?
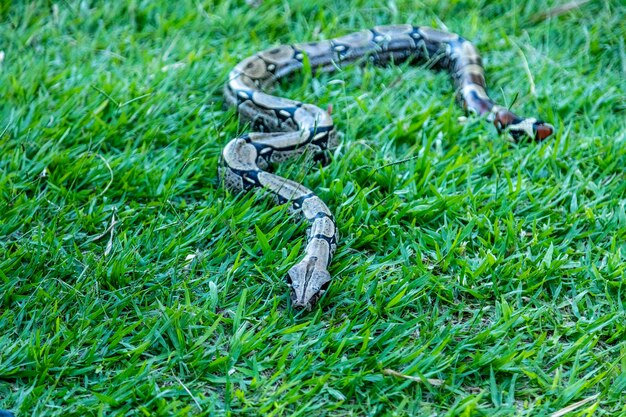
left=220, top=24, right=554, bottom=309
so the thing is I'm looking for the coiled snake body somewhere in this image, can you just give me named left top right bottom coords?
left=220, top=24, right=554, bottom=309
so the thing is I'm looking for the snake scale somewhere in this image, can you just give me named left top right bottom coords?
left=219, top=24, right=554, bottom=309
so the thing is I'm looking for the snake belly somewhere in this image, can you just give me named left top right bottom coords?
left=220, top=24, right=554, bottom=309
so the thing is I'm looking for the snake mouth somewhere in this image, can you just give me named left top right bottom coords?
left=288, top=280, right=331, bottom=310
left=290, top=293, right=317, bottom=310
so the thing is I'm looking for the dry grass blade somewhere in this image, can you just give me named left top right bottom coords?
left=550, top=394, right=600, bottom=417
left=531, top=0, right=591, bottom=22
left=383, top=369, right=445, bottom=387
left=173, top=375, right=202, bottom=411
left=104, top=213, right=117, bottom=257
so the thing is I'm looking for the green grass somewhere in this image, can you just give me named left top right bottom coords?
left=1, top=0, right=625, bottom=415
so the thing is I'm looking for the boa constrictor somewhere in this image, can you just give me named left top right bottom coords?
left=219, top=24, right=554, bottom=309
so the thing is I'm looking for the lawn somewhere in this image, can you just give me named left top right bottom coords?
left=1, top=0, right=625, bottom=415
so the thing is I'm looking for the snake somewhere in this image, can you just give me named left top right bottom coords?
left=219, top=24, right=554, bottom=309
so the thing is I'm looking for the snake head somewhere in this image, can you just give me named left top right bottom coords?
left=493, top=108, right=554, bottom=142
left=287, top=256, right=331, bottom=309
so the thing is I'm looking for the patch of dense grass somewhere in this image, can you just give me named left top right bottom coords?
left=1, top=0, right=625, bottom=415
